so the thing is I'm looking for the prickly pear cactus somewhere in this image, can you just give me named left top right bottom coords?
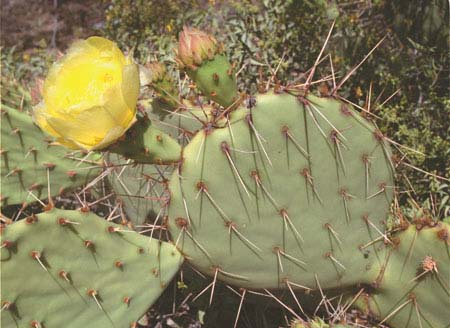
left=0, top=105, right=102, bottom=207
left=356, top=221, right=450, bottom=328
left=1, top=208, right=183, bottom=327
left=9, top=25, right=446, bottom=327
left=176, top=27, right=238, bottom=108
left=109, top=116, right=182, bottom=164
left=167, top=92, right=394, bottom=290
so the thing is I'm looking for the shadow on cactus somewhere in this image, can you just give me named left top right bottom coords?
left=1, top=25, right=449, bottom=328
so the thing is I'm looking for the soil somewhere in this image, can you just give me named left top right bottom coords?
left=1, top=0, right=105, bottom=51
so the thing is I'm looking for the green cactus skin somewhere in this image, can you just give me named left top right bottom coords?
left=167, top=92, right=394, bottom=290
left=0, top=208, right=183, bottom=328
left=106, top=100, right=215, bottom=228
left=109, top=116, right=182, bottom=164
left=176, top=27, right=238, bottom=108
left=355, top=222, right=450, bottom=328
left=106, top=153, right=173, bottom=228
left=0, top=105, right=102, bottom=207
left=186, top=54, right=239, bottom=108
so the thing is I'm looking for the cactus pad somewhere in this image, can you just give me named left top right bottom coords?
left=168, top=92, right=394, bottom=290
left=109, top=116, right=182, bottom=164
left=1, top=208, right=183, bottom=327
left=176, top=27, right=238, bottom=108
left=356, top=222, right=450, bottom=328
left=187, top=54, right=238, bottom=108
left=0, top=105, right=102, bottom=207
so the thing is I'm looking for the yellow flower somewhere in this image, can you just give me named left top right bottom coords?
left=33, top=36, right=140, bottom=150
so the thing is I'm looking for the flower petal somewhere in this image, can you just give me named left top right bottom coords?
left=121, top=62, right=140, bottom=109
left=32, top=102, right=80, bottom=149
left=86, top=36, right=126, bottom=66
left=44, top=38, right=125, bottom=117
left=46, top=106, right=120, bottom=150
left=34, top=36, right=139, bottom=150
left=32, top=102, right=61, bottom=138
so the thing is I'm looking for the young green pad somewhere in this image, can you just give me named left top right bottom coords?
left=167, top=92, right=394, bottom=290
left=109, top=116, right=182, bottom=164
left=1, top=208, right=183, bottom=328
left=356, top=223, right=450, bottom=328
left=0, top=105, right=102, bottom=207
left=186, top=54, right=238, bottom=108
left=176, top=27, right=238, bottom=108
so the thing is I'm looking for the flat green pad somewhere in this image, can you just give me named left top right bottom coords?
left=168, top=92, right=394, bottom=290
left=106, top=153, right=173, bottom=227
left=1, top=209, right=183, bottom=328
left=188, top=54, right=238, bottom=108
left=358, top=223, right=450, bottom=328
left=109, top=117, right=182, bottom=164
left=0, top=106, right=102, bottom=207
